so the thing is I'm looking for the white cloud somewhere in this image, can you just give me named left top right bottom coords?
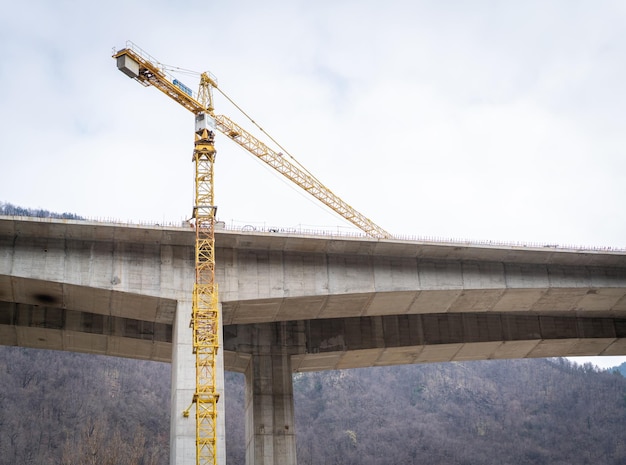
left=0, top=0, right=625, bottom=247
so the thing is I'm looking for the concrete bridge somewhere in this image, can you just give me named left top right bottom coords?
left=2, top=215, right=626, bottom=465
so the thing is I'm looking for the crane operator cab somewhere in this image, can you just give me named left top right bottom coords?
left=193, top=112, right=217, bottom=162
left=195, top=112, right=216, bottom=133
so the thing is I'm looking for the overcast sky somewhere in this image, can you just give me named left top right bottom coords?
left=2, top=1, right=626, bottom=367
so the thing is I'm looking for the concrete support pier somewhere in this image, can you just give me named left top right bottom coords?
left=171, top=300, right=226, bottom=465
left=245, top=323, right=301, bottom=465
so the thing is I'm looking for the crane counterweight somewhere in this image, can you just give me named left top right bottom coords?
left=116, top=54, right=140, bottom=79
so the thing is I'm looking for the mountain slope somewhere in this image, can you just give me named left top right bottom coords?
left=2, top=346, right=624, bottom=465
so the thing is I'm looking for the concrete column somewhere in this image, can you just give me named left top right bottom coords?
left=171, top=300, right=226, bottom=465
left=244, top=322, right=298, bottom=465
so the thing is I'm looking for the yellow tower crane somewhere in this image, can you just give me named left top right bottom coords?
left=112, top=40, right=391, bottom=465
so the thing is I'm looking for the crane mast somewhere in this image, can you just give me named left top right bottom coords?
left=112, top=40, right=391, bottom=465
left=192, top=112, right=219, bottom=465
left=114, top=42, right=220, bottom=465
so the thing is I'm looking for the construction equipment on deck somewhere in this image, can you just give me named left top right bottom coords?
left=113, top=40, right=391, bottom=465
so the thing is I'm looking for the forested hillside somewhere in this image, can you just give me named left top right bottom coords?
left=292, top=360, right=626, bottom=465
left=0, top=202, right=83, bottom=220
left=1, top=346, right=625, bottom=465
left=0, top=347, right=169, bottom=465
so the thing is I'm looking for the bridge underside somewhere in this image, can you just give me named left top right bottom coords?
left=3, top=296, right=626, bottom=372
left=0, top=300, right=172, bottom=361
left=223, top=313, right=626, bottom=372
left=0, top=274, right=175, bottom=361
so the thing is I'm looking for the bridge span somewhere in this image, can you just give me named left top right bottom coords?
left=2, top=216, right=626, bottom=465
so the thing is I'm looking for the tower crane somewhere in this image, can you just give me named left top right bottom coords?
left=112, top=40, right=391, bottom=465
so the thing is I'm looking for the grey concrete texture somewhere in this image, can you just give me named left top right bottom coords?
left=219, top=254, right=626, bottom=324
left=225, top=313, right=626, bottom=371
left=243, top=323, right=300, bottom=465
left=2, top=216, right=626, bottom=367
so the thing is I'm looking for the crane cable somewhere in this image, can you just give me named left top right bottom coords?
left=213, top=85, right=326, bottom=187
left=161, top=64, right=386, bottom=235
left=162, top=63, right=325, bottom=189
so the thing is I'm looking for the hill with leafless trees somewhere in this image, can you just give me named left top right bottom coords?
left=1, top=346, right=625, bottom=465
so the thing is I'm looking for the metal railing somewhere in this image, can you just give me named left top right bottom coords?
left=2, top=214, right=625, bottom=253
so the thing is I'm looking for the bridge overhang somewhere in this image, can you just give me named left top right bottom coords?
left=2, top=216, right=626, bottom=369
